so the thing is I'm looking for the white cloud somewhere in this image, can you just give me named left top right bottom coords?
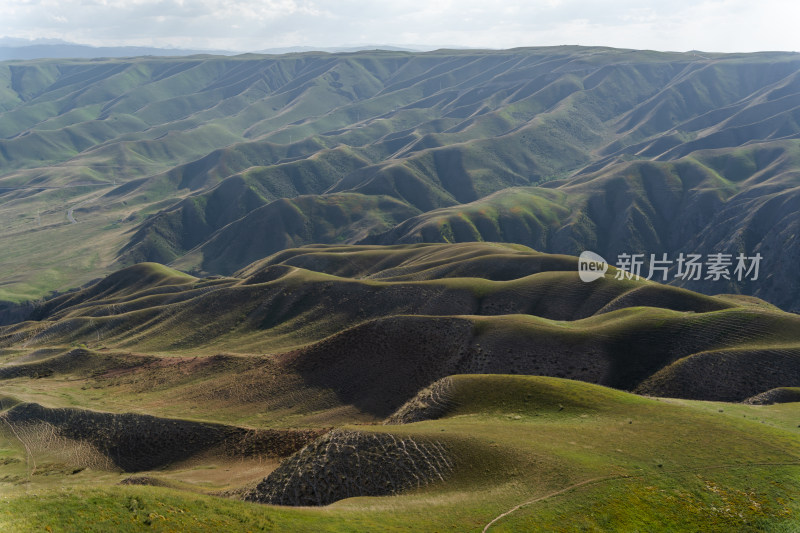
left=0, top=0, right=798, bottom=52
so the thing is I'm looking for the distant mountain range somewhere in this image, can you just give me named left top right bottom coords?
left=2, top=46, right=800, bottom=312
left=0, top=38, right=443, bottom=60
left=255, top=45, right=429, bottom=54
left=0, top=38, right=234, bottom=60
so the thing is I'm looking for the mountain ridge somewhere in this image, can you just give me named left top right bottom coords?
left=2, top=47, right=800, bottom=311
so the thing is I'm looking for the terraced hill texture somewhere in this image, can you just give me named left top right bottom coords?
left=2, top=47, right=800, bottom=313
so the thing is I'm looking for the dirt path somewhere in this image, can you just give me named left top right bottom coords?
left=481, top=476, right=616, bottom=533
left=482, top=462, right=800, bottom=532
left=66, top=198, right=91, bottom=223
left=66, top=191, right=107, bottom=224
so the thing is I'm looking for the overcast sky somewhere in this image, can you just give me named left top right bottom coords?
left=2, top=0, right=799, bottom=53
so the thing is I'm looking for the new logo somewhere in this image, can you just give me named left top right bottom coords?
left=578, top=251, right=608, bottom=282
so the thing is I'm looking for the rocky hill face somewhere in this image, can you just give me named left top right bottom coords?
left=243, top=429, right=453, bottom=506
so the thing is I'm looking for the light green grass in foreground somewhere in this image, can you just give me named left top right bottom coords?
left=1, top=375, right=798, bottom=532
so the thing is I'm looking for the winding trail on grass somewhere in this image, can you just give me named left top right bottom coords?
left=482, top=462, right=800, bottom=532
left=481, top=476, right=616, bottom=533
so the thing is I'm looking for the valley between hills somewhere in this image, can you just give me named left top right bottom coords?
left=1, top=47, right=799, bottom=531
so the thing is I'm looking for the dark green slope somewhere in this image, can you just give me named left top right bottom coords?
left=115, top=146, right=372, bottom=265
left=116, top=177, right=271, bottom=265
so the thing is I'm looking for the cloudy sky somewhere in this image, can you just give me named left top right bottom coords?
left=2, top=0, right=799, bottom=53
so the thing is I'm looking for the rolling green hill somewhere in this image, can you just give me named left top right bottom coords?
left=2, top=244, right=798, bottom=420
